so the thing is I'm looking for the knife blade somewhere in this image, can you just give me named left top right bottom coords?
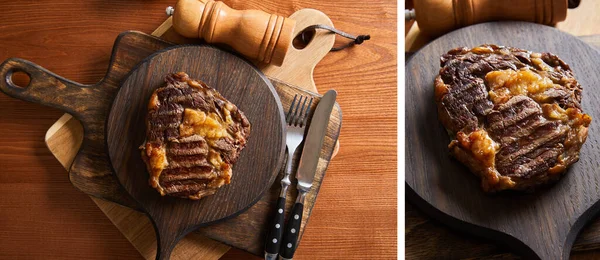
left=279, top=89, right=337, bottom=260
left=296, top=89, right=337, bottom=191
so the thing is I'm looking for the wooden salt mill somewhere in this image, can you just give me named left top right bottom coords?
left=406, top=0, right=581, bottom=36
left=168, top=0, right=296, bottom=66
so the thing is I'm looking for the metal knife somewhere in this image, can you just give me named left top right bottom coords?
left=279, top=90, right=337, bottom=260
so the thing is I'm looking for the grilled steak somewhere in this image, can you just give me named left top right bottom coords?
left=434, top=45, right=591, bottom=192
left=140, top=72, right=251, bottom=199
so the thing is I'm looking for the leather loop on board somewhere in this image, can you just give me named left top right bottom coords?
left=300, top=24, right=371, bottom=51
left=259, top=9, right=336, bottom=93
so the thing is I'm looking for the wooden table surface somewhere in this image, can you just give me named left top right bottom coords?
left=405, top=0, right=600, bottom=259
left=0, top=1, right=397, bottom=259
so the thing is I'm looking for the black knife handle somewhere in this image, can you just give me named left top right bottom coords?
left=279, top=201, right=304, bottom=259
left=265, top=196, right=287, bottom=257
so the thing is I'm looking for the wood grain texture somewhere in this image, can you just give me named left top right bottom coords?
left=93, top=198, right=231, bottom=260
left=406, top=22, right=600, bottom=259
left=556, top=1, right=600, bottom=36
left=0, top=1, right=396, bottom=259
left=0, top=31, right=342, bottom=256
left=106, top=45, right=286, bottom=259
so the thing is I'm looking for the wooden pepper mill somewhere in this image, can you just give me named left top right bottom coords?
left=168, top=0, right=296, bottom=66
left=407, top=0, right=581, bottom=36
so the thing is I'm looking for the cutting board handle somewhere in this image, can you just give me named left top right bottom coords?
left=154, top=222, right=179, bottom=260
left=0, top=58, right=91, bottom=121
left=259, top=9, right=335, bottom=93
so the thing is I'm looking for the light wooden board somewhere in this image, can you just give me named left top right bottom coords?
left=44, top=9, right=335, bottom=260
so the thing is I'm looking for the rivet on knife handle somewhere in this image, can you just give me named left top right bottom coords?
left=279, top=192, right=306, bottom=260
left=265, top=196, right=287, bottom=259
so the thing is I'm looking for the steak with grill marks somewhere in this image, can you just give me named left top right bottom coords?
left=434, top=45, right=591, bottom=192
left=140, top=72, right=251, bottom=199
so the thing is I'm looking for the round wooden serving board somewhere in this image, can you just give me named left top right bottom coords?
left=106, top=46, right=285, bottom=259
left=406, top=22, right=600, bottom=260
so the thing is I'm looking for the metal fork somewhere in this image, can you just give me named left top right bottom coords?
left=265, top=94, right=313, bottom=260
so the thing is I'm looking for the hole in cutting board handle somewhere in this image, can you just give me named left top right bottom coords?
left=6, top=70, right=31, bottom=89
left=292, top=27, right=316, bottom=50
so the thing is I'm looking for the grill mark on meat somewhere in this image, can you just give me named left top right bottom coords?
left=442, top=77, right=494, bottom=132
left=441, top=54, right=522, bottom=85
left=169, top=92, right=207, bottom=107
left=448, top=78, right=480, bottom=93
left=440, top=101, right=477, bottom=132
left=496, top=121, right=567, bottom=165
left=166, top=154, right=212, bottom=169
left=149, top=122, right=180, bottom=129
left=487, top=96, right=542, bottom=134
left=449, top=82, right=490, bottom=109
left=167, top=141, right=209, bottom=156
left=178, top=135, right=206, bottom=143
left=498, top=146, right=562, bottom=178
left=156, top=109, right=183, bottom=117
left=148, top=113, right=181, bottom=129
left=162, top=179, right=214, bottom=194
left=168, top=147, right=208, bottom=156
left=489, top=114, right=545, bottom=145
left=160, top=166, right=216, bottom=183
left=161, top=165, right=213, bottom=176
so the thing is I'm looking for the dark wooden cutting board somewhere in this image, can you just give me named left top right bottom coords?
left=105, top=45, right=286, bottom=259
left=406, top=22, right=600, bottom=260
left=406, top=34, right=600, bottom=260
left=0, top=31, right=342, bottom=256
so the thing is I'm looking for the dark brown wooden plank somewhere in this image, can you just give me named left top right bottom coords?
left=407, top=198, right=600, bottom=260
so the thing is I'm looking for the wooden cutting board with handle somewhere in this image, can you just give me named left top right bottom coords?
left=406, top=22, right=600, bottom=260
left=3, top=9, right=342, bottom=259
left=106, top=45, right=286, bottom=260
left=406, top=34, right=600, bottom=259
